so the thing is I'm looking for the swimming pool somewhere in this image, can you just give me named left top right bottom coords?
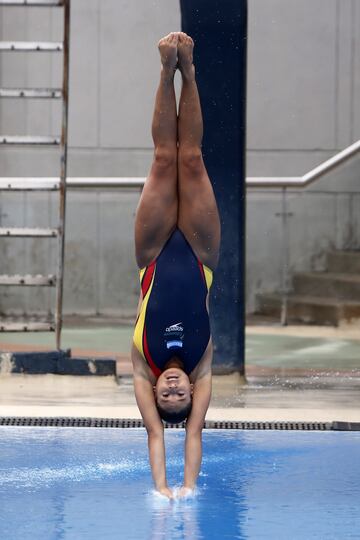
left=0, top=427, right=359, bottom=539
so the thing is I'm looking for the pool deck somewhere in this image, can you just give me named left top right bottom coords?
left=1, top=322, right=360, bottom=424
left=1, top=372, right=360, bottom=423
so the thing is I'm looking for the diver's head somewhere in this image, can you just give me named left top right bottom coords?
left=154, top=367, right=193, bottom=424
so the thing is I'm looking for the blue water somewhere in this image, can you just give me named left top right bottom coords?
left=0, top=428, right=359, bottom=540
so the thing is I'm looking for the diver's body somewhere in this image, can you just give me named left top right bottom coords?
left=133, top=227, right=213, bottom=378
left=132, top=32, right=220, bottom=499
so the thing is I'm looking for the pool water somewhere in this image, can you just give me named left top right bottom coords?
left=0, top=427, right=359, bottom=539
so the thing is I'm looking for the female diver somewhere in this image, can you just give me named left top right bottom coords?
left=132, top=32, right=221, bottom=499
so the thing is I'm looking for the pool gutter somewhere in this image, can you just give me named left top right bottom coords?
left=0, top=416, right=359, bottom=430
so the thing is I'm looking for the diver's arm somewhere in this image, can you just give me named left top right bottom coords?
left=147, top=428, right=172, bottom=497
left=183, top=426, right=203, bottom=490
left=182, top=357, right=212, bottom=493
left=132, top=345, right=172, bottom=498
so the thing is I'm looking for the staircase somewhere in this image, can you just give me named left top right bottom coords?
left=256, top=250, right=360, bottom=326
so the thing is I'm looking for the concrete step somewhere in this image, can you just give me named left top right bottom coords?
left=293, top=272, right=360, bottom=300
left=327, top=250, right=360, bottom=274
left=256, top=293, right=360, bottom=326
left=0, top=350, right=116, bottom=376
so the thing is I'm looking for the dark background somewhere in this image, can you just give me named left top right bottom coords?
left=180, top=0, right=247, bottom=373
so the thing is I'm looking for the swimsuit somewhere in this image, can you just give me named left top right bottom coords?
left=133, top=228, right=213, bottom=378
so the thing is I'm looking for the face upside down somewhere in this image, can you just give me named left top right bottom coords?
left=154, top=367, right=193, bottom=424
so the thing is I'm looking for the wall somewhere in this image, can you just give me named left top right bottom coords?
left=247, top=0, right=360, bottom=175
left=0, top=0, right=181, bottom=176
left=1, top=0, right=359, bottom=176
left=0, top=0, right=359, bottom=317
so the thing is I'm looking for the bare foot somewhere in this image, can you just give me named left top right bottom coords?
left=158, top=33, right=178, bottom=72
left=177, top=32, right=194, bottom=78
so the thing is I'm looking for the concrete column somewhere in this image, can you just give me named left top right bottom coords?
left=180, top=0, right=247, bottom=374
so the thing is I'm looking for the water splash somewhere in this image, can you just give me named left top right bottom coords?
left=0, top=457, right=149, bottom=489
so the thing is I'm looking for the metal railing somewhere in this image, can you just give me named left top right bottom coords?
left=246, top=140, right=360, bottom=188
left=0, top=140, right=359, bottom=326
left=65, top=139, right=359, bottom=325
left=2, top=139, right=358, bottom=191
left=247, top=139, right=360, bottom=324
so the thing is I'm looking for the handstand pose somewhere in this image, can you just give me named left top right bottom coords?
left=132, top=32, right=221, bottom=499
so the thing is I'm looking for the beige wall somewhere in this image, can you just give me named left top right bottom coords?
left=247, top=0, right=360, bottom=175
left=1, top=0, right=359, bottom=176
left=0, top=0, right=359, bottom=316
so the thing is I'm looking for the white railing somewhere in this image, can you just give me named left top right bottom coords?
left=247, top=139, right=360, bottom=188
left=1, top=140, right=359, bottom=325
left=1, top=139, right=359, bottom=191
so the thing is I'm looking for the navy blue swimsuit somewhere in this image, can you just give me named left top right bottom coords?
left=133, top=228, right=213, bottom=377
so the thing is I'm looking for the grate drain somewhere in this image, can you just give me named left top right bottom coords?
left=0, top=416, right=357, bottom=430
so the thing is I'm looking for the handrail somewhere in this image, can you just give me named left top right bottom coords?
left=0, top=177, right=145, bottom=189
left=0, top=139, right=359, bottom=190
left=247, top=139, right=360, bottom=188
left=63, top=138, right=360, bottom=189
left=246, top=138, right=360, bottom=326
left=1, top=141, right=358, bottom=330
left=68, top=177, right=145, bottom=188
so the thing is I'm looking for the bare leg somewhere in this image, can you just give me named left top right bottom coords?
left=135, top=33, right=179, bottom=268
left=177, top=33, right=221, bottom=270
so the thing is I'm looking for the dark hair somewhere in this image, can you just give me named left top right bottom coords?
left=156, top=400, right=192, bottom=425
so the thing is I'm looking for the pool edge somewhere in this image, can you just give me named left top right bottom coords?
left=1, top=416, right=359, bottom=431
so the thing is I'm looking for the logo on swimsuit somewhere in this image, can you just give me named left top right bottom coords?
left=164, top=322, right=184, bottom=349
left=165, top=322, right=184, bottom=332
left=166, top=340, right=183, bottom=349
